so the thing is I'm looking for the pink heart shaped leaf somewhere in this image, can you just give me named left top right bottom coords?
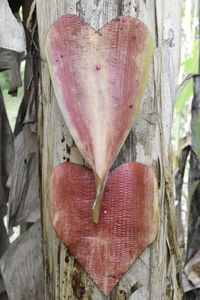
left=51, top=162, right=158, bottom=296
left=46, top=15, right=154, bottom=223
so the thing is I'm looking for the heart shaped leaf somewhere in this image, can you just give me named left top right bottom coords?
left=51, top=162, right=158, bottom=295
left=46, top=15, right=154, bottom=223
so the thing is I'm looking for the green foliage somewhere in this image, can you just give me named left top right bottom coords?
left=175, top=41, right=199, bottom=113
left=2, top=88, right=23, bottom=130
left=0, top=70, right=11, bottom=90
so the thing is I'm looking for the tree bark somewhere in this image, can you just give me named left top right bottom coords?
left=36, top=1, right=182, bottom=299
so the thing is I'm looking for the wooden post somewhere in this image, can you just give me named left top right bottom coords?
left=36, top=1, right=182, bottom=299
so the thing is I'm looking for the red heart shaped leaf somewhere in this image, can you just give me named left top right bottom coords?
left=51, top=162, right=158, bottom=295
left=46, top=15, right=154, bottom=223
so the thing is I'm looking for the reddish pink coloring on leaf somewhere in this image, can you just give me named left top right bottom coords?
left=46, top=15, right=154, bottom=223
left=51, top=162, right=158, bottom=295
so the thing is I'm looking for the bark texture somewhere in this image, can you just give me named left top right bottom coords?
left=36, top=1, right=182, bottom=299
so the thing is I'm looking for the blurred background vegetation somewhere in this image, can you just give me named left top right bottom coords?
left=0, top=61, right=25, bottom=130
left=172, top=0, right=199, bottom=247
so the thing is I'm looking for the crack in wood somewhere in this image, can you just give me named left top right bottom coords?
left=76, top=0, right=84, bottom=19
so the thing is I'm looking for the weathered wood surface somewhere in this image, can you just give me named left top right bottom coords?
left=36, top=0, right=182, bottom=299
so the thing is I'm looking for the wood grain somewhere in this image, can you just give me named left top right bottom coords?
left=36, top=0, right=182, bottom=299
